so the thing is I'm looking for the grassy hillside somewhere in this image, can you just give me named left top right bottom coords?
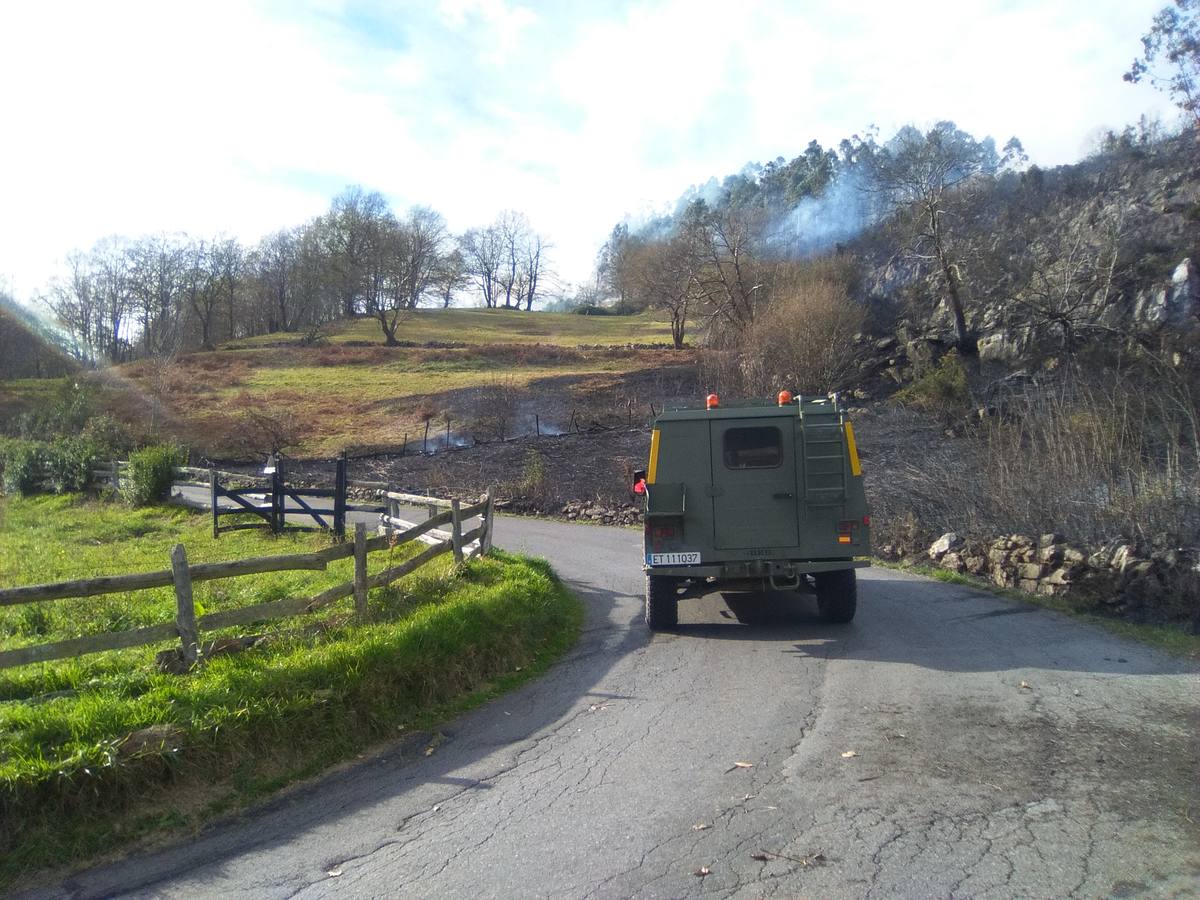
left=70, top=309, right=696, bottom=458
left=0, top=302, right=77, bottom=381
left=234, top=308, right=677, bottom=348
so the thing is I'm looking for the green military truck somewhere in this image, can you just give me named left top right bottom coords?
left=633, top=392, right=870, bottom=630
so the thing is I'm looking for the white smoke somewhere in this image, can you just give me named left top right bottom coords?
left=770, top=168, right=876, bottom=259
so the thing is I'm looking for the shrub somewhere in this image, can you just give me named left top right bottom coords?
left=13, top=378, right=97, bottom=441
left=741, top=274, right=866, bottom=395
left=516, top=449, right=550, bottom=506
left=1, top=440, right=46, bottom=496
left=121, top=445, right=183, bottom=505
left=45, top=437, right=103, bottom=494
left=893, top=351, right=972, bottom=421
left=80, top=414, right=133, bottom=456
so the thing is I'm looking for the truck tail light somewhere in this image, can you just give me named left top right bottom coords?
left=862, top=514, right=871, bottom=527
left=654, top=525, right=675, bottom=539
left=837, top=520, right=855, bottom=544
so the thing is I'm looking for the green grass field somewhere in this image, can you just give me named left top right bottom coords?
left=0, top=495, right=582, bottom=887
left=232, top=307, right=676, bottom=348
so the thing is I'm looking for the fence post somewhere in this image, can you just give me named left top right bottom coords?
left=482, top=485, right=496, bottom=555
left=170, top=544, right=200, bottom=668
left=354, top=522, right=368, bottom=621
left=451, top=499, right=464, bottom=564
left=334, top=452, right=347, bottom=538
left=210, top=468, right=219, bottom=538
left=535, top=414, right=540, bottom=437
left=271, top=467, right=283, bottom=535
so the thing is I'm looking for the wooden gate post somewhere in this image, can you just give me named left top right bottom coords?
left=210, top=468, right=219, bottom=538
left=334, top=451, right=348, bottom=538
left=451, top=499, right=464, bottom=564
left=170, top=544, right=200, bottom=668
left=271, top=467, right=283, bottom=535
left=353, top=522, right=368, bottom=621
left=482, top=485, right=497, bottom=555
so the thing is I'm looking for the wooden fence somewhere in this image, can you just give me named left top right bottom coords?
left=0, top=491, right=495, bottom=672
left=206, top=454, right=390, bottom=539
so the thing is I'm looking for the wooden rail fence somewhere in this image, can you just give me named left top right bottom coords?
left=0, top=491, right=494, bottom=672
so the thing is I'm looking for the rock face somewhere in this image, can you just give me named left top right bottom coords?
left=855, top=131, right=1200, bottom=366
left=1134, top=258, right=1198, bottom=333
left=924, top=532, right=1200, bottom=625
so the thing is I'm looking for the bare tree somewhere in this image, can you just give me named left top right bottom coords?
left=689, top=202, right=770, bottom=339
left=126, top=234, right=191, bottom=358
left=432, top=247, right=469, bottom=307
left=521, top=232, right=548, bottom=311
left=862, top=122, right=1022, bottom=354
left=626, top=231, right=703, bottom=349
left=394, top=206, right=449, bottom=310
left=1009, top=200, right=1126, bottom=357
left=323, top=186, right=393, bottom=318
left=460, top=224, right=503, bottom=308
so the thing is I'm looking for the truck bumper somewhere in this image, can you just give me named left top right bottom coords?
left=644, top=557, right=870, bottom=579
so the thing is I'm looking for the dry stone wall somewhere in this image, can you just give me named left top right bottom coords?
left=926, top=530, right=1200, bottom=628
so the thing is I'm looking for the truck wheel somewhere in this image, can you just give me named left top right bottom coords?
left=815, top=569, right=857, bottom=623
left=645, top=574, right=679, bottom=630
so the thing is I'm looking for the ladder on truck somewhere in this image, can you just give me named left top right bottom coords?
left=799, top=402, right=847, bottom=507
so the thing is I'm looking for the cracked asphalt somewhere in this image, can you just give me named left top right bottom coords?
left=32, top=515, right=1200, bottom=899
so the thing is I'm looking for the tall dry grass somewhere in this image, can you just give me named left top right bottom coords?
left=870, top=357, right=1200, bottom=549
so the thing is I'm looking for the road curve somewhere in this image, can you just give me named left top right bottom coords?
left=33, top=514, right=1200, bottom=899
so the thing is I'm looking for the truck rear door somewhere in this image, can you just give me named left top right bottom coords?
left=710, top=420, right=800, bottom=550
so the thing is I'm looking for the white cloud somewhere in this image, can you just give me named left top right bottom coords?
left=0, top=0, right=1181, bottom=302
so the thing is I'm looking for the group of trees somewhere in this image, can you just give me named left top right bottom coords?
left=596, top=123, right=1024, bottom=364
left=45, top=188, right=550, bottom=362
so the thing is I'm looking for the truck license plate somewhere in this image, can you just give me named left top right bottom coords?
left=651, top=552, right=701, bottom=565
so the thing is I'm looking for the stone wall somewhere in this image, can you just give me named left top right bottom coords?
left=926, top=531, right=1200, bottom=628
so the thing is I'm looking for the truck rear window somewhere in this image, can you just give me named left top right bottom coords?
left=723, top=427, right=782, bottom=469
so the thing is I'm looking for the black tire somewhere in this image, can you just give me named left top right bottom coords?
left=645, top=574, right=679, bottom=630
left=814, top=569, right=857, bottom=623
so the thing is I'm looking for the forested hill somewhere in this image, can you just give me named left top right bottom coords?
left=0, top=295, right=76, bottom=380
left=598, top=121, right=1199, bottom=377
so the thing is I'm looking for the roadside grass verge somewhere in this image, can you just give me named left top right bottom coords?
left=0, top=496, right=582, bottom=888
left=875, top=558, right=1200, bottom=659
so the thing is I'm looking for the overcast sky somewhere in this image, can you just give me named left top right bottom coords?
left=0, top=0, right=1181, bottom=303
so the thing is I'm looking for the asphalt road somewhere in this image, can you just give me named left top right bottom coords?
left=33, top=510, right=1200, bottom=899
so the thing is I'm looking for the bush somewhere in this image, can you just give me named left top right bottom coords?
left=1, top=440, right=46, bottom=496
left=893, top=351, right=972, bottom=421
left=741, top=273, right=866, bottom=395
left=45, top=437, right=103, bottom=494
left=513, top=450, right=553, bottom=509
left=121, top=445, right=183, bottom=505
left=13, top=378, right=97, bottom=441
left=80, top=414, right=133, bottom=456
